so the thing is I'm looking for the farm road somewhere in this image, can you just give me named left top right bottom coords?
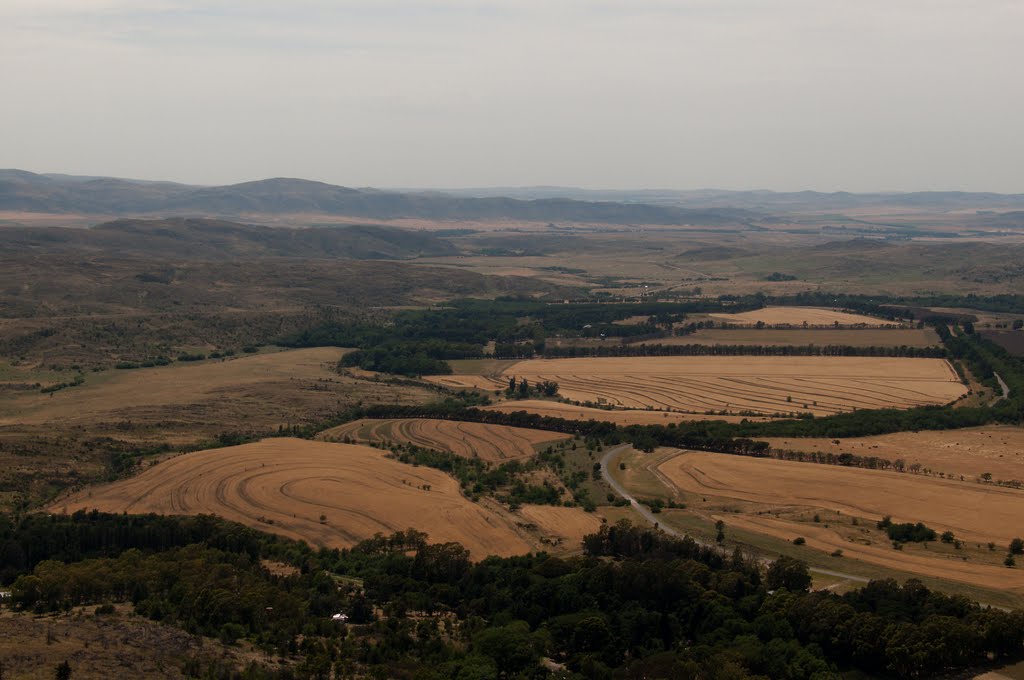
left=994, top=373, right=1010, bottom=403
left=599, top=445, right=869, bottom=585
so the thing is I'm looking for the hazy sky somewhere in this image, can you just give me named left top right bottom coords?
left=3, top=0, right=1023, bottom=192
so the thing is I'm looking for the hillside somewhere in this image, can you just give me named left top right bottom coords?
left=0, top=170, right=749, bottom=225
left=0, top=217, right=458, bottom=260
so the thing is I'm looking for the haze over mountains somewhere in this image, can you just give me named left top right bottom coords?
left=437, top=186, right=1024, bottom=212
left=0, top=170, right=750, bottom=225
left=6, top=170, right=1024, bottom=229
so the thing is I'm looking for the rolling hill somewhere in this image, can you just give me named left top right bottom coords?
left=0, top=170, right=749, bottom=225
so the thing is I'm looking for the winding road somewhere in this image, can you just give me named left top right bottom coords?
left=599, top=444, right=868, bottom=584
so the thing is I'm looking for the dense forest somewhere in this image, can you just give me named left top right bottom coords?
left=3, top=513, right=1023, bottom=679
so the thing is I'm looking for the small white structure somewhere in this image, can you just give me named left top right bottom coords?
left=331, top=613, right=349, bottom=622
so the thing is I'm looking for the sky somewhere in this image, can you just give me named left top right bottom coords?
left=2, top=0, right=1023, bottom=192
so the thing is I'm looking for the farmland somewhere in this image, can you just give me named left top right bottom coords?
left=707, top=306, right=901, bottom=327
left=655, top=450, right=1024, bottom=593
left=646, top=327, right=940, bottom=347
left=316, top=417, right=570, bottom=461
left=0, top=347, right=437, bottom=441
left=983, top=330, right=1024, bottom=356
left=482, top=399, right=768, bottom=424
left=767, top=425, right=1024, bottom=482
left=51, top=438, right=601, bottom=557
left=465, top=355, right=966, bottom=416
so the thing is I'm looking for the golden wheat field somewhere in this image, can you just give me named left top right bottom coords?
left=657, top=450, right=1024, bottom=592
left=466, top=356, right=965, bottom=416
left=54, top=438, right=562, bottom=557
left=708, top=306, right=900, bottom=327
left=767, top=425, right=1024, bottom=482
left=316, top=418, right=569, bottom=461
left=481, top=399, right=769, bottom=424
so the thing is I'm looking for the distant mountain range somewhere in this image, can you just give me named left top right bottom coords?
left=0, top=170, right=753, bottom=225
left=432, top=186, right=1024, bottom=212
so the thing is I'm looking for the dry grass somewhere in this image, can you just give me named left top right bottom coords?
left=645, top=327, right=939, bottom=347
left=317, top=418, right=569, bottom=461
left=657, top=450, right=1024, bottom=593
left=767, top=425, right=1024, bottom=482
left=51, top=438, right=599, bottom=558
left=0, top=608, right=257, bottom=679
left=708, top=306, right=901, bottom=327
left=476, top=356, right=965, bottom=416
left=0, top=348, right=432, bottom=443
left=517, top=505, right=604, bottom=547
left=0, top=348, right=437, bottom=512
left=481, top=399, right=771, bottom=424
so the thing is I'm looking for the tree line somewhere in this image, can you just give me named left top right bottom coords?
left=3, top=512, right=1023, bottom=679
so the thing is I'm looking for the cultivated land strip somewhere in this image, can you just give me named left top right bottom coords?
left=316, top=418, right=569, bottom=461
left=446, top=356, right=966, bottom=416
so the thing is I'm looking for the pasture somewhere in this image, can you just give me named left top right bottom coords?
left=656, top=450, right=1024, bottom=593
left=52, top=438, right=599, bottom=557
left=485, top=356, right=965, bottom=416
left=317, top=418, right=569, bottom=461
left=0, top=348, right=432, bottom=442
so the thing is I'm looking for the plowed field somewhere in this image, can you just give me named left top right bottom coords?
left=478, top=356, right=964, bottom=416
left=656, top=450, right=1024, bottom=592
left=317, top=418, right=569, bottom=461
left=53, top=439, right=540, bottom=557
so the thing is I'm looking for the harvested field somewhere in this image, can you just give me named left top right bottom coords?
left=658, top=451, right=1024, bottom=543
left=317, top=418, right=569, bottom=461
left=517, top=505, right=604, bottom=547
left=641, top=327, right=939, bottom=347
left=657, top=451, right=1024, bottom=592
left=708, top=306, right=899, bottom=327
left=767, top=425, right=1024, bottom=483
left=482, top=399, right=770, bottom=424
left=475, top=356, right=965, bottom=416
left=53, top=438, right=542, bottom=557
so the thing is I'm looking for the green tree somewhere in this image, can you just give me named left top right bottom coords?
left=472, top=621, right=538, bottom=673
left=766, top=556, right=812, bottom=592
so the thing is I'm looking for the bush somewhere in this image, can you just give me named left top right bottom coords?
left=218, top=622, right=246, bottom=645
